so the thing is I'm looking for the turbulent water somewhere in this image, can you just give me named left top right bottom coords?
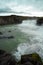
left=0, top=0, right=43, bottom=16
left=12, top=20, right=43, bottom=61
left=0, top=19, right=43, bottom=61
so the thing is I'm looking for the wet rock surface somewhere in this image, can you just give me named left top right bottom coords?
left=0, top=32, right=3, bottom=35
left=0, top=15, right=42, bottom=26
left=7, top=36, right=14, bottom=39
left=0, top=15, right=22, bottom=25
left=36, top=18, right=43, bottom=26
left=17, top=53, right=43, bottom=65
left=8, top=30, right=11, bottom=32
left=0, top=36, right=14, bottom=39
left=0, top=50, right=17, bottom=65
left=0, top=50, right=43, bottom=65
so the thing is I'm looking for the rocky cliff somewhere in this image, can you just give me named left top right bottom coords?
left=0, top=15, right=43, bottom=25
left=0, top=15, right=22, bottom=25
left=0, top=50, right=43, bottom=65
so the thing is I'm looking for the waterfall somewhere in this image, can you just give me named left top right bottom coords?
left=12, top=20, right=43, bottom=61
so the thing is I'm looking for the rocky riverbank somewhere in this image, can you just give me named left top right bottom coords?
left=0, top=15, right=22, bottom=25
left=0, top=15, right=43, bottom=25
left=0, top=50, right=43, bottom=65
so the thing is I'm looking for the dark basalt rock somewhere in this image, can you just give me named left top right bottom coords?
left=0, top=15, right=22, bottom=25
left=8, top=36, right=14, bottom=39
left=17, top=62, right=33, bottom=65
left=0, top=36, right=14, bottom=39
left=0, top=50, right=5, bottom=55
left=36, top=18, right=43, bottom=26
left=0, top=32, right=3, bottom=35
left=18, top=53, right=43, bottom=65
left=0, top=50, right=17, bottom=65
left=22, top=62, right=33, bottom=65
left=8, top=30, right=11, bottom=32
left=0, top=50, right=43, bottom=65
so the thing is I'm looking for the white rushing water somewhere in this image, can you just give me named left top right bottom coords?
left=12, top=19, right=43, bottom=61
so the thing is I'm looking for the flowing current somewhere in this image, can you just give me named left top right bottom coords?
left=0, top=19, right=43, bottom=61
left=12, top=20, right=43, bottom=61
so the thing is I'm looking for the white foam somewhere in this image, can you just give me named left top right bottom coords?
left=18, top=20, right=43, bottom=38
left=12, top=20, right=43, bottom=61
left=12, top=43, right=43, bottom=61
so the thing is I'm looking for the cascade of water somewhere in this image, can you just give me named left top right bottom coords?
left=12, top=20, right=43, bottom=61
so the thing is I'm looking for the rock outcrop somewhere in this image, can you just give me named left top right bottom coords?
left=0, top=15, right=22, bottom=25
left=0, top=32, right=3, bottom=35
left=36, top=18, right=43, bottom=26
left=0, top=50, right=43, bottom=65
left=0, top=36, right=14, bottom=39
left=0, top=15, right=43, bottom=26
left=17, top=53, right=43, bottom=65
left=0, top=50, right=17, bottom=65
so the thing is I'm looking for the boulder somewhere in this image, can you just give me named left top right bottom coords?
left=0, top=50, right=17, bottom=65
left=36, top=18, right=43, bottom=26
left=8, top=30, right=11, bottom=32
left=17, top=53, right=43, bottom=65
left=0, top=32, right=3, bottom=35
left=0, top=15, right=22, bottom=25
left=7, top=36, right=14, bottom=39
left=0, top=50, right=43, bottom=65
left=22, top=62, right=33, bottom=65
left=0, top=36, right=14, bottom=39
left=17, top=62, right=33, bottom=65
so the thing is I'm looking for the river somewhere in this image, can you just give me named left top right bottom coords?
left=0, top=19, right=43, bottom=61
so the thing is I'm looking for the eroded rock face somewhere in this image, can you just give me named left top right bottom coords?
left=0, top=32, right=3, bottom=35
left=0, top=50, right=17, bottom=65
left=36, top=18, right=43, bottom=26
left=0, top=36, right=14, bottom=39
left=0, top=50, right=43, bottom=65
left=8, top=30, right=11, bottom=32
left=0, top=15, right=22, bottom=25
left=17, top=53, right=43, bottom=65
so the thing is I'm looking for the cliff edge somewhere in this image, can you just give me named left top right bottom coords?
left=0, top=15, right=43, bottom=25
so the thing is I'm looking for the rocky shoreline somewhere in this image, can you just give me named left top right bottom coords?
left=0, top=15, right=43, bottom=25
left=0, top=50, right=43, bottom=65
left=0, top=15, right=22, bottom=25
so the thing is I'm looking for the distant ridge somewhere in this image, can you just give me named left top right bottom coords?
left=0, top=14, right=43, bottom=25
